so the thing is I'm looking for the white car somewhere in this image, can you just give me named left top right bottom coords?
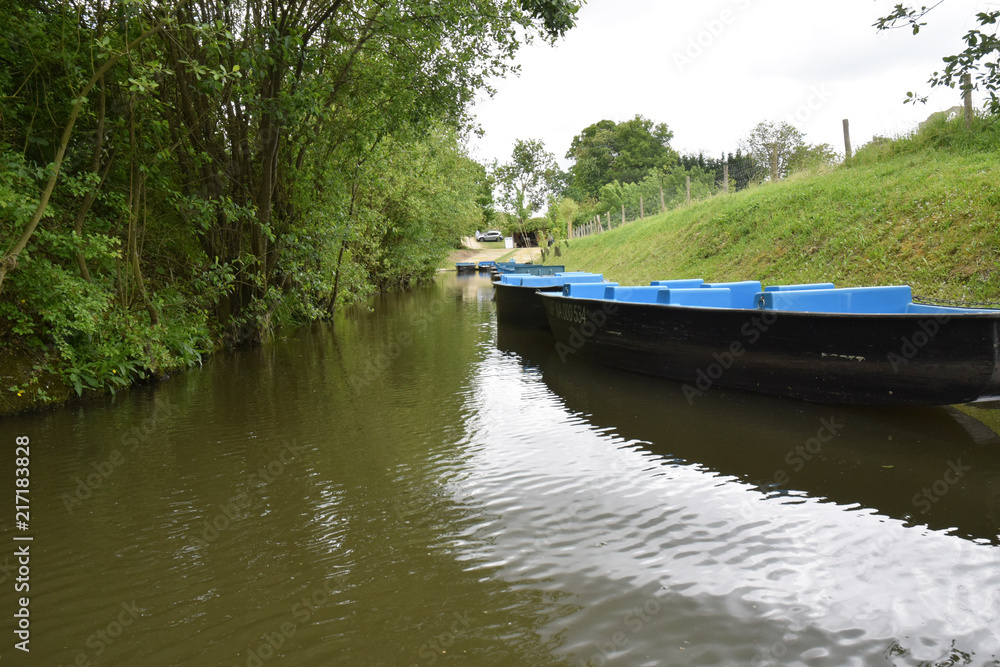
left=476, top=230, right=503, bottom=242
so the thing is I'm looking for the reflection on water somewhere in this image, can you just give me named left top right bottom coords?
left=1, top=272, right=998, bottom=666
left=497, top=324, right=1000, bottom=545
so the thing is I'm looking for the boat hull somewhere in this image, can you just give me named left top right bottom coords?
left=494, top=282, right=562, bottom=329
left=540, top=294, right=1000, bottom=405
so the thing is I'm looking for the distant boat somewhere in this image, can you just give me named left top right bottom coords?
left=493, top=272, right=610, bottom=329
left=455, top=262, right=477, bottom=273
left=494, top=262, right=566, bottom=276
left=477, top=260, right=496, bottom=272
left=539, top=279, right=1000, bottom=405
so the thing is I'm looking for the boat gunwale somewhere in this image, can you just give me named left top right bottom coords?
left=537, top=291, right=1000, bottom=318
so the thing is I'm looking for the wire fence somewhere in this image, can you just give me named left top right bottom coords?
left=569, top=158, right=764, bottom=239
left=569, top=96, right=980, bottom=240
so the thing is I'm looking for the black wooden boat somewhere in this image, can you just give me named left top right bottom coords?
left=493, top=272, right=609, bottom=329
left=539, top=279, right=1000, bottom=405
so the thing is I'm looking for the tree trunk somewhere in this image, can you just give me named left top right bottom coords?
left=127, top=99, right=159, bottom=326
left=0, top=4, right=184, bottom=294
left=73, top=75, right=111, bottom=283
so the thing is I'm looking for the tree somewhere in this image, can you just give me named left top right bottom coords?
left=520, top=0, right=584, bottom=38
left=495, top=139, right=558, bottom=223
left=875, top=4, right=1000, bottom=114
left=642, top=164, right=717, bottom=207
left=0, top=0, right=584, bottom=399
left=788, top=142, right=839, bottom=172
left=546, top=196, right=578, bottom=238
left=1, top=0, right=583, bottom=332
left=740, top=122, right=839, bottom=182
left=565, top=115, right=677, bottom=199
left=680, top=150, right=762, bottom=192
left=740, top=121, right=808, bottom=181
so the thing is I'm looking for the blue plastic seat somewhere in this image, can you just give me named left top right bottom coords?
left=656, top=287, right=733, bottom=308
left=604, top=286, right=666, bottom=303
left=650, top=278, right=704, bottom=288
left=701, top=281, right=762, bottom=308
left=564, top=282, right=619, bottom=298
left=764, top=282, right=835, bottom=292
left=758, top=286, right=913, bottom=314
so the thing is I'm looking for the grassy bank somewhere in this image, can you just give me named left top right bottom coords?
left=552, top=116, right=1000, bottom=304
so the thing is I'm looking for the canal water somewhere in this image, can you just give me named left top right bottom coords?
left=3, top=272, right=1000, bottom=666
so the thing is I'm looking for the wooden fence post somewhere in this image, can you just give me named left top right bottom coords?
left=963, top=73, right=973, bottom=129
left=843, top=119, right=852, bottom=160
left=723, top=163, right=729, bottom=193
left=621, top=204, right=625, bottom=226
left=659, top=185, right=665, bottom=212
left=568, top=219, right=573, bottom=239
left=686, top=175, right=691, bottom=204
left=640, top=196, right=644, bottom=219
left=606, top=211, right=611, bottom=230
left=770, top=145, right=779, bottom=181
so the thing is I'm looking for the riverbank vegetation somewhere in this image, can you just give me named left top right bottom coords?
left=550, top=115, right=1000, bottom=303
left=0, top=0, right=582, bottom=414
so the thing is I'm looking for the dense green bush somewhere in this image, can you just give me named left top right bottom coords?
left=0, top=0, right=577, bottom=410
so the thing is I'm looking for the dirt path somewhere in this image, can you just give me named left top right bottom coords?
left=445, top=246, right=543, bottom=266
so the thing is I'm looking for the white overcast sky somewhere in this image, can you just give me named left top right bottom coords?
left=469, top=0, right=988, bottom=169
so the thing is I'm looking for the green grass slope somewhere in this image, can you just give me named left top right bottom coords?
left=553, top=117, right=1000, bottom=304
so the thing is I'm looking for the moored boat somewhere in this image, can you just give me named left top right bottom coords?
left=494, top=262, right=566, bottom=276
left=493, top=272, right=611, bottom=329
left=455, top=262, right=477, bottom=273
left=539, top=279, right=1000, bottom=405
